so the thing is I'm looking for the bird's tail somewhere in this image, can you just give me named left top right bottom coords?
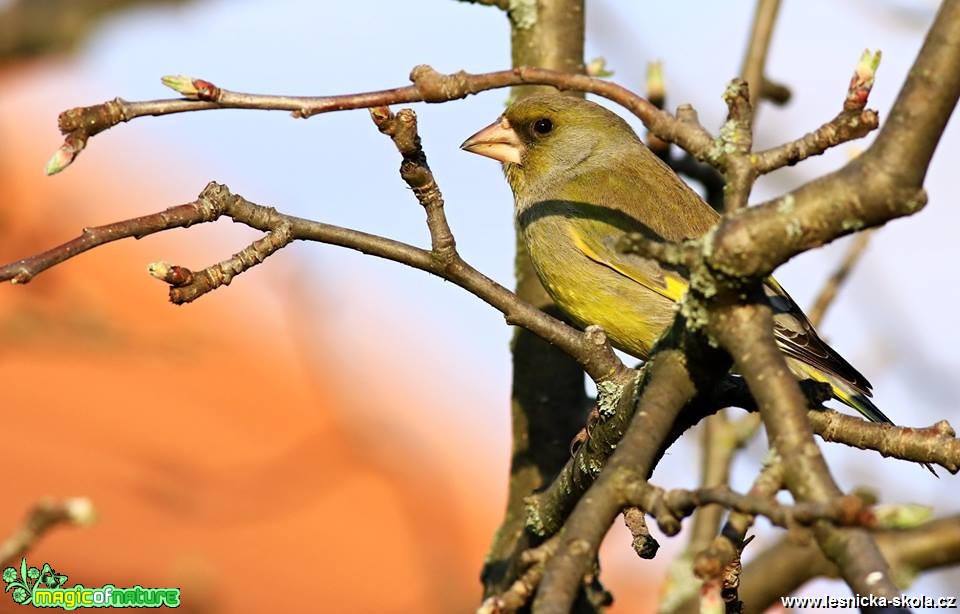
left=833, top=385, right=893, bottom=426
left=788, top=359, right=937, bottom=476
left=786, top=358, right=887, bottom=422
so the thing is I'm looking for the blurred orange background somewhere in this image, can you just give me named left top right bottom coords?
left=0, top=58, right=487, bottom=612
left=0, top=58, right=660, bottom=612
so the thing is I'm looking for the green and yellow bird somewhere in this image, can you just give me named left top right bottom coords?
left=461, top=93, right=890, bottom=428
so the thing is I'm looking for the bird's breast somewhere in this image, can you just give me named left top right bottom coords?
left=519, top=209, right=675, bottom=360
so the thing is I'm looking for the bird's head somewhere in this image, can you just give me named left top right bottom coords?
left=460, top=94, right=640, bottom=194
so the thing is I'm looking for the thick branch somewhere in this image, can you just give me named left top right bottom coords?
left=478, top=537, right=559, bottom=614
left=484, top=2, right=594, bottom=604
left=518, top=370, right=960, bottom=556
left=869, top=0, right=960, bottom=186
left=497, top=475, right=876, bottom=612
left=534, top=349, right=700, bottom=613
left=533, top=318, right=732, bottom=613
left=524, top=367, right=640, bottom=537
left=711, top=302, right=899, bottom=598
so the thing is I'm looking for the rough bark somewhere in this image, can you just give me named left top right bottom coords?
left=481, top=0, right=592, bottom=603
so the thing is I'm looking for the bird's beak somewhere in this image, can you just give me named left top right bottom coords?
left=460, top=116, right=524, bottom=165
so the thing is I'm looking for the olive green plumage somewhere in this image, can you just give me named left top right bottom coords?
left=480, top=94, right=893, bottom=428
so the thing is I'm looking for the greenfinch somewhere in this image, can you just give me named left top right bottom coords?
left=461, top=94, right=892, bottom=430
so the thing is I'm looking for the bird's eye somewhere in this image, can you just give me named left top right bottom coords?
left=533, top=118, right=553, bottom=135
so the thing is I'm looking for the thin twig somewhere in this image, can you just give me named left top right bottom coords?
left=150, top=222, right=293, bottom=303
left=623, top=507, right=659, bottom=559
left=0, top=181, right=627, bottom=382
left=681, top=457, right=785, bottom=614
left=645, top=61, right=670, bottom=157
left=47, top=65, right=716, bottom=175
left=0, top=498, right=96, bottom=567
left=721, top=456, right=785, bottom=547
left=625, top=481, right=874, bottom=536
left=740, top=0, right=782, bottom=112
left=370, top=106, right=456, bottom=259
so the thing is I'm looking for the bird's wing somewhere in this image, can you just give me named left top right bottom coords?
left=765, top=278, right=873, bottom=395
left=541, top=149, right=717, bottom=302
left=547, top=153, right=872, bottom=395
left=545, top=145, right=720, bottom=242
left=570, top=214, right=873, bottom=396
left=569, top=226, right=688, bottom=302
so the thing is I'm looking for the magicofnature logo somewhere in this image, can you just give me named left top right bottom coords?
left=3, top=558, right=180, bottom=609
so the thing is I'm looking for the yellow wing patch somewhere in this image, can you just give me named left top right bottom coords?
left=662, top=276, right=688, bottom=302
left=571, top=231, right=688, bottom=302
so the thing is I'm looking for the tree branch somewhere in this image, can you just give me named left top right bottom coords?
left=710, top=302, right=900, bottom=598
left=0, top=498, right=96, bottom=568
left=1, top=180, right=628, bottom=383
left=752, top=50, right=880, bottom=174
left=736, top=515, right=960, bottom=613
left=626, top=482, right=874, bottom=536
left=483, top=2, right=596, bottom=605
left=533, top=350, right=699, bottom=613
left=487, top=474, right=878, bottom=613
left=809, top=410, right=960, bottom=474
left=622, top=506, right=659, bottom=559
left=533, top=324, right=731, bottom=613
left=46, top=65, right=715, bottom=175
left=686, top=413, right=761, bottom=555
left=708, top=0, right=960, bottom=279
left=739, top=0, right=783, bottom=112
